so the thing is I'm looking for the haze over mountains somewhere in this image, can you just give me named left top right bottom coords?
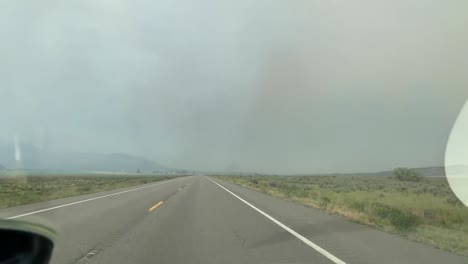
left=0, top=143, right=169, bottom=173
left=1, top=142, right=464, bottom=177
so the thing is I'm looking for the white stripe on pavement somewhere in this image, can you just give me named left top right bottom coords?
left=206, top=177, right=346, bottom=264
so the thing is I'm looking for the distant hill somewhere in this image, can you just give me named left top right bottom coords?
left=0, top=143, right=169, bottom=173
left=412, top=166, right=447, bottom=177
left=41, top=152, right=169, bottom=173
left=445, top=164, right=468, bottom=176
left=0, top=164, right=5, bottom=170
left=316, top=166, right=448, bottom=178
left=0, top=142, right=41, bottom=169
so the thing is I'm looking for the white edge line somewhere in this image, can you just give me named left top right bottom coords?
left=5, top=178, right=181, bottom=220
left=206, top=177, right=346, bottom=264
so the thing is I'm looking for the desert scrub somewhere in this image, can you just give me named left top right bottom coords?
left=0, top=175, right=177, bottom=208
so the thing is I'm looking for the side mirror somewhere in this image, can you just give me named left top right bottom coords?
left=445, top=100, right=468, bottom=208
left=0, top=221, right=55, bottom=264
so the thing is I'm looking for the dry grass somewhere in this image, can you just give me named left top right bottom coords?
left=0, top=175, right=178, bottom=208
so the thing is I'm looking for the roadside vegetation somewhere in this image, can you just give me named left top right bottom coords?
left=0, top=175, right=177, bottom=208
left=216, top=169, right=468, bottom=256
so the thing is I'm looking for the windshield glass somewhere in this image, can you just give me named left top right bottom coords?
left=1, top=1, right=467, bottom=264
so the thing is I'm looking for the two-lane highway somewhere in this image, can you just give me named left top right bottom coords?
left=1, top=176, right=467, bottom=264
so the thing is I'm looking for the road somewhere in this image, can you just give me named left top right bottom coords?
left=0, top=176, right=466, bottom=264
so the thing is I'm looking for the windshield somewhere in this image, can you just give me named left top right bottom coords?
left=1, top=1, right=467, bottom=264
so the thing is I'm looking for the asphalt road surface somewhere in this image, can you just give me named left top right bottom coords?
left=0, top=176, right=467, bottom=264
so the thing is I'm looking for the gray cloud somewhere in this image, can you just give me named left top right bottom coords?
left=1, top=1, right=467, bottom=173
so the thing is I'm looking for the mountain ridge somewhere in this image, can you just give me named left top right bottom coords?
left=0, top=143, right=169, bottom=173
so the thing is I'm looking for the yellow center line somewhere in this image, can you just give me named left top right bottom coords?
left=148, top=201, right=164, bottom=212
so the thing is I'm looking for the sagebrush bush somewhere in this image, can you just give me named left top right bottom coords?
left=393, top=168, right=423, bottom=182
left=372, top=203, right=419, bottom=231
left=349, top=200, right=366, bottom=212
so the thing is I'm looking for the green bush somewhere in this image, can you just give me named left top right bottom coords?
left=268, top=181, right=278, bottom=188
left=349, top=200, right=366, bottom=212
left=373, top=203, right=419, bottom=231
left=320, top=196, right=331, bottom=209
left=393, top=168, right=423, bottom=182
left=446, top=196, right=463, bottom=207
left=296, top=190, right=309, bottom=198
left=77, top=186, right=92, bottom=192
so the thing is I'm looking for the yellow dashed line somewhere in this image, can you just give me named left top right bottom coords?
left=148, top=201, right=164, bottom=212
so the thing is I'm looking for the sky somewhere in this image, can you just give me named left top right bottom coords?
left=0, top=0, right=467, bottom=174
